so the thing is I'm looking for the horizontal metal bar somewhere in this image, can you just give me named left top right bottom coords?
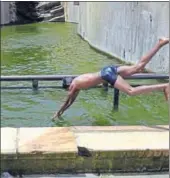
left=125, top=73, right=169, bottom=80
left=0, top=73, right=169, bottom=81
left=1, top=85, right=105, bottom=90
left=0, top=75, right=77, bottom=81
left=1, top=86, right=63, bottom=90
left=0, top=84, right=160, bottom=90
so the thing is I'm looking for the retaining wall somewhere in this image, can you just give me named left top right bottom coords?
left=0, top=1, right=16, bottom=25
left=62, top=2, right=79, bottom=23
left=1, top=126, right=169, bottom=174
left=64, top=2, right=169, bottom=73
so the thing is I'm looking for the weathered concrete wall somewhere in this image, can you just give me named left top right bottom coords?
left=65, top=2, right=169, bottom=73
left=1, top=126, right=169, bottom=174
left=0, top=1, right=16, bottom=25
left=62, top=2, right=79, bottom=23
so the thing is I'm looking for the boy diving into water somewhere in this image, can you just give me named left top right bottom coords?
left=52, top=37, right=169, bottom=120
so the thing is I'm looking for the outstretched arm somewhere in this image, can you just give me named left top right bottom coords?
left=61, top=90, right=79, bottom=112
left=52, top=89, right=80, bottom=121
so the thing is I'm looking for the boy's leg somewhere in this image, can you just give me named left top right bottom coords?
left=164, top=85, right=170, bottom=101
left=117, top=37, right=169, bottom=76
left=114, top=75, right=169, bottom=100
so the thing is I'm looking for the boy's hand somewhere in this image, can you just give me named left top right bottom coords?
left=52, top=112, right=59, bottom=121
left=52, top=111, right=62, bottom=121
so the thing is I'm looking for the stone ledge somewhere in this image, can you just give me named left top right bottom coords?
left=74, top=132, right=168, bottom=151
left=71, top=125, right=169, bottom=133
left=17, top=127, right=77, bottom=159
left=1, top=127, right=17, bottom=155
left=1, top=126, right=169, bottom=174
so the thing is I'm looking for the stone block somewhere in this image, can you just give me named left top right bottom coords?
left=71, top=125, right=169, bottom=133
left=17, top=127, right=78, bottom=159
left=1, top=127, right=18, bottom=172
left=1, top=127, right=17, bottom=155
left=1, top=126, right=169, bottom=173
left=74, top=126, right=169, bottom=161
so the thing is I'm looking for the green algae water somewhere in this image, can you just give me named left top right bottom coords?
left=1, top=22, right=168, bottom=127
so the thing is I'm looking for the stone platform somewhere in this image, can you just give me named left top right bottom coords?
left=1, top=125, right=169, bottom=174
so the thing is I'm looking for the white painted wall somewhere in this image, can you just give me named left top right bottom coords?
left=65, top=2, right=169, bottom=73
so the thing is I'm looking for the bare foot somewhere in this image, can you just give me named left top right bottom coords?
left=163, top=84, right=169, bottom=101
left=159, top=37, right=169, bottom=47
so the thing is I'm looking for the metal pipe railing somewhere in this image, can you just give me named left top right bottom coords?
left=1, top=73, right=169, bottom=111
left=0, top=75, right=77, bottom=81
left=0, top=73, right=169, bottom=81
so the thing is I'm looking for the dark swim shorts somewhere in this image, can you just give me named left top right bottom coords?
left=100, top=65, right=118, bottom=86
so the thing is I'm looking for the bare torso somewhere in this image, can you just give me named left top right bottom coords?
left=72, top=72, right=103, bottom=90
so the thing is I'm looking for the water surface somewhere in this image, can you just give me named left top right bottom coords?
left=1, top=22, right=168, bottom=127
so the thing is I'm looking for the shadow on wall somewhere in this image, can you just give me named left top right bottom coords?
left=15, top=1, right=42, bottom=24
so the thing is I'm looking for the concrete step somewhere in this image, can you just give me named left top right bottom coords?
left=38, top=5, right=62, bottom=15
left=50, top=6, right=64, bottom=17
left=39, top=13, right=52, bottom=21
left=39, top=11, right=64, bottom=22
left=1, top=126, right=169, bottom=174
left=36, top=2, right=61, bottom=11
left=51, top=5, right=63, bottom=11
left=49, top=15, right=65, bottom=22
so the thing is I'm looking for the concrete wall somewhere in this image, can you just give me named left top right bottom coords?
left=65, top=2, right=169, bottom=73
left=63, top=2, right=79, bottom=23
left=1, top=1, right=16, bottom=25
left=1, top=1, right=11, bottom=25
left=1, top=126, right=169, bottom=173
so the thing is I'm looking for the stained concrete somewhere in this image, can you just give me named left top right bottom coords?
left=0, top=2, right=16, bottom=25
left=62, top=2, right=79, bottom=23
left=1, top=126, right=169, bottom=174
left=64, top=2, right=169, bottom=73
left=18, top=127, right=77, bottom=156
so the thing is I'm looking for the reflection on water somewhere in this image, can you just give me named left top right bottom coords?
left=1, top=22, right=168, bottom=127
